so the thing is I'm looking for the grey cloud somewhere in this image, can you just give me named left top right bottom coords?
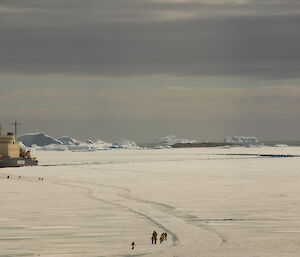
left=0, top=0, right=299, bottom=79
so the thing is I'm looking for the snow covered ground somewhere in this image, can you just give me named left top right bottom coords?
left=1, top=147, right=300, bottom=257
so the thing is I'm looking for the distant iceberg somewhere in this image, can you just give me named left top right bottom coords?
left=18, top=133, right=63, bottom=147
left=274, top=144, right=289, bottom=147
left=154, top=135, right=197, bottom=146
left=111, top=139, right=139, bottom=149
left=17, top=133, right=141, bottom=151
left=58, top=136, right=80, bottom=146
left=224, top=136, right=263, bottom=147
left=225, top=136, right=259, bottom=144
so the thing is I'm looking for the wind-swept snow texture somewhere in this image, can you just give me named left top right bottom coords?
left=1, top=147, right=300, bottom=257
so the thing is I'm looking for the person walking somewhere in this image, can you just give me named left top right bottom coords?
left=152, top=230, right=157, bottom=244
left=131, top=241, right=135, bottom=250
left=160, top=233, right=164, bottom=244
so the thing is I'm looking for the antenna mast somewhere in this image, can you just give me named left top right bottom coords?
left=10, top=120, right=22, bottom=138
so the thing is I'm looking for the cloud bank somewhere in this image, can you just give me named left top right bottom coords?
left=0, top=0, right=299, bottom=79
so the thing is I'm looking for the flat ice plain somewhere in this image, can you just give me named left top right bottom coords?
left=1, top=147, right=300, bottom=257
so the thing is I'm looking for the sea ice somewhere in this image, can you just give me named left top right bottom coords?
left=1, top=147, right=300, bottom=257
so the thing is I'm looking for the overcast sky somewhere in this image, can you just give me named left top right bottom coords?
left=1, top=0, right=300, bottom=142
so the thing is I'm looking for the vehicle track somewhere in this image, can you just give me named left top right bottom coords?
left=0, top=171, right=228, bottom=256
left=50, top=178, right=228, bottom=249
left=1, top=172, right=227, bottom=248
left=51, top=180, right=179, bottom=246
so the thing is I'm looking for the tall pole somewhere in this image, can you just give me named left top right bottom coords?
left=10, top=120, right=22, bottom=138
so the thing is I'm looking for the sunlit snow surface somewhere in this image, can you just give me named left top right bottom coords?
left=1, top=147, right=300, bottom=257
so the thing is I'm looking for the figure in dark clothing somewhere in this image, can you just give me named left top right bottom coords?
left=131, top=241, right=135, bottom=250
left=151, top=236, right=156, bottom=244
left=152, top=230, right=157, bottom=244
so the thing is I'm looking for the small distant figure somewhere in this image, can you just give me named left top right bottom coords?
left=39, top=177, right=41, bottom=181
left=131, top=241, right=135, bottom=249
left=152, top=230, right=157, bottom=244
left=41, top=178, right=43, bottom=181
left=7, top=176, right=9, bottom=179
left=160, top=234, right=164, bottom=244
left=164, top=232, right=167, bottom=240
left=19, top=176, right=21, bottom=179
left=160, top=233, right=167, bottom=243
